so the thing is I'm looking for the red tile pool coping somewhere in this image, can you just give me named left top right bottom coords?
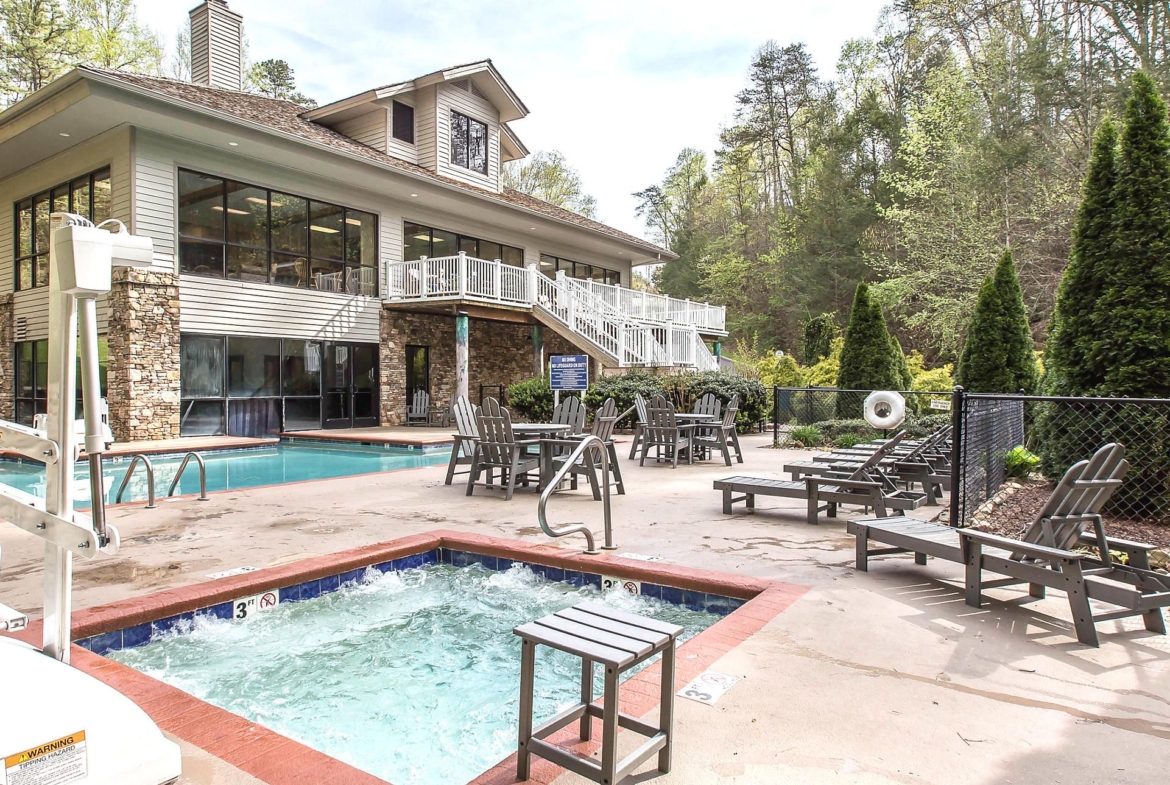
left=8, top=531, right=807, bottom=785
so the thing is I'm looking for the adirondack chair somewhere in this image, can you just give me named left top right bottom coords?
left=640, top=395, right=699, bottom=468
left=693, top=392, right=722, bottom=419
left=406, top=389, right=430, bottom=426
left=467, top=397, right=541, bottom=500
left=552, top=395, right=587, bottom=434
left=714, top=431, right=925, bottom=524
left=443, top=396, right=479, bottom=485
left=628, top=393, right=651, bottom=460
left=848, top=443, right=1170, bottom=647
left=551, top=397, right=627, bottom=499
left=435, top=393, right=457, bottom=427
left=693, top=393, right=743, bottom=467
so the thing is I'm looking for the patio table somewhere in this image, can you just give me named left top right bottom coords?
left=512, top=423, right=573, bottom=489
left=676, top=413, right=717, bottom=460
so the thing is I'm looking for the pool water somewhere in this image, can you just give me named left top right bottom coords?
left=0, top=442, right=449, bottom=508
left=109, top=563, right=717, bottom=785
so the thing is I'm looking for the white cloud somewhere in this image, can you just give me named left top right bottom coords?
left=138, top=0, right=888, bottom=237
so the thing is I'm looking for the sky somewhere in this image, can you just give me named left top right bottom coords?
left=137, top=0, right=889, bottom=239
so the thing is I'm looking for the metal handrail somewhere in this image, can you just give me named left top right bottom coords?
left=166, top=452, right=209, bottom=500
left=537, top=434, right=616, bottom=555
left=114, top=453, right=156, bottom=509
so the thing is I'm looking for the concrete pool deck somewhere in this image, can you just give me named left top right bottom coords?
left=1, top=432, right=1167, bottom=784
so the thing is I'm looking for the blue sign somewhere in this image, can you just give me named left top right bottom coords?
left=550, top=355, right=589, bottom=391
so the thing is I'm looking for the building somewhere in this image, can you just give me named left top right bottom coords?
left=0, top=0, right=726, bottom=440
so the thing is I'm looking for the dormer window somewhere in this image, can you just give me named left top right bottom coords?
left=392, top=101, right=414, bottom=144
left=450, top=111, right=488, bottom=175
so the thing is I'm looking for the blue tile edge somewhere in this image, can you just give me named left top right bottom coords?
left=77, top=547, right=747, bottom=655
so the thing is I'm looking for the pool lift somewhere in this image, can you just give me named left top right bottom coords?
left=0, top=213, right=182, bottom=784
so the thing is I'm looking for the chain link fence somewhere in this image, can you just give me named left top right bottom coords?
left=953, top=393, right=1170, bottom=525
left=772, top=387, right=952, bottom=447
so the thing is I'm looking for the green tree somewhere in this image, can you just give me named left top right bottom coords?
left=504, top=149, right=598, bottom=219
left=800, top=313, right=837, bottom=364
left=1043, top=117, right=1119, bottom=395
left=1091, top=71, right=1170, bottom=398
left=247, top=58, right=315, bottom=107
left=0, top=0, right=78, bottom=105
left=69, top=0, right=161, bottom=74
left=955, top=250, right=1038, bottom=393
left=836, top=282, right=903, bottom=415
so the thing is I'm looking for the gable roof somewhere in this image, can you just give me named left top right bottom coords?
left=38, top=67, right=670, bottom=259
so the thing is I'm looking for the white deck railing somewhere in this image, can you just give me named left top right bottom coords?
left=384, top=253, right=723, bottom=369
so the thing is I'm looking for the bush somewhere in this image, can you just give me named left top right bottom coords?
left=801, top=313, right=837, bottom=364
left=1004, top=446, right=1041, bottom=479
left=808, top=413, right=952, bottom=445
left=833, top=433, right=863, bottom=449
left=955, top=250, right=1038, bottom=394
left=790, top=425, right=823, bottom=448
left=684, top=371, right=769, bottom=433
left=505, top=374, right=554, bottom=421
left=583, top=371, right=665, bottom=422
left=758, top=353, right=805, bottom=387
left=836, top=283, right=905, bottom=417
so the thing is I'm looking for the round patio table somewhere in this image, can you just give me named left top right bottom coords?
left=512, top=423, right=573, bottom=489
left=676, top=413, right=717, bottom=460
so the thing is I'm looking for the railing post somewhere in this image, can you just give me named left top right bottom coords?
left=665, top=321, right=674, bottom=365
left=773, top=386, right=779, bottom=444
left=493, top=258, right=502, bottom=301
left=948, top=386, right=964, bottom=528
left=419, top=259, right=428, bottom=298
left=617, top=322, right=627, bottom=366
left=457, top=251, right=467, bottom=299
left=527, top=263, right=538, bottom=306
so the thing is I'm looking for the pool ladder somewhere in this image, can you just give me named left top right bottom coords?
left=537, top=435, right=616, bottom=555
left=114, top=452, right=209, bottom=507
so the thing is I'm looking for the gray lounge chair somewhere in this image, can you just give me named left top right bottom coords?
left=715, top=432, right=925, bottom=524
left=848, top=443, right=1170, bottom=647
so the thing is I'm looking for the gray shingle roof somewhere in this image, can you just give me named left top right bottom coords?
left=79, top=67, right=670, bottom=258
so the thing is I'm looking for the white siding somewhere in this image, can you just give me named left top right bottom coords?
left=335, top=108, right=387, bottom=153
left=414, top=86, right=437, bottom=171
left=0, top=128, right=132, bottom=339
left=385, top=96, right=417, bottom=164
left=434, top=82, right=501, bottom=192
left=131, top=136, right=178, bottom=274
left=180, top=276, right=380, bottom=342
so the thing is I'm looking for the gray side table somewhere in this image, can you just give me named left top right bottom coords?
left=514, top=600, right=683, bottom=785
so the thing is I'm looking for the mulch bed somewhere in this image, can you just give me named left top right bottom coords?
left=970, top=479, right=1170, bottom=551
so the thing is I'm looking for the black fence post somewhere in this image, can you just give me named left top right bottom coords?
left=772, top=386, right=779, bottom=444
left=948, top=386, right=964, bottom=527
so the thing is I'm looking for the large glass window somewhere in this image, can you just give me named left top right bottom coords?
left=178, top=170, right=378, bottom=295
left=14, top=338, right=108, bottom=426
left=14, top=168, right=112, bottom=291
left=392, top=101, right=414, bottom=144
left=450, top=111, right=488, bottom=175
left=179, top=334, right=377, bottom=436
left=402, top=222, right=522, bottom=265
left=538, top=254, right=621, bottom=286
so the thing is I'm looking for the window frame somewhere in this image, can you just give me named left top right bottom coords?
left=177, top=168, right=379, bottom=296
left=449, top=110, right=489, bottom=175
left=401, top=221, right=522, bottom=264
left=537, top=253, right=620, bottom=286
left=392, top=100, right=415, bottom=145
left=13, top=167, right=112, bottom=292
left=14, top=337, right=109, bottom=426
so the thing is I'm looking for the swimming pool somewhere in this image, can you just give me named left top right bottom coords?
left=0, top=441, right=450, bottom=508
left=105, top=560, right=718, bottom=785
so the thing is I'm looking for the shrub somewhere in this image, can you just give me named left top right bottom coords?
left=836, top=283, right=904, bottom=417
left=505, top=374, right=554, bottom=421
left=1004, top=446, right=1041, bottom=479
left=808, top=413, right=951, bottom=445
left=684, top=371, right=769, bottom=433
left=833, top=433, right=862, bottom=449
left=955, top=250, right=1038, bottom=394
left=758, top=353, right=805, bottom=387
left=583, top=370, right=665, bottom=422
left=790, top=425, right=823, bottom=448
left=800, top=313, right=837, bottom=364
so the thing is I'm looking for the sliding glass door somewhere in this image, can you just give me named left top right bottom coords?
left=324, top=342, right=379, bottom=429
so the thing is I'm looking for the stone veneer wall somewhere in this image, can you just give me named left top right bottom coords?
left=106, top=269, right=181, bottom=441
left=379, top=310, right=595, bottom=424
left=0, top=294, right=12, bottom=423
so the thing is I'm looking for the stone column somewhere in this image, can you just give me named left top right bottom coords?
left=455, top=311, right=469, bottom=402
left=105, top=269, right=180, bottom=442
left=0, top=294, right=13, bottom=422
left=532, top=324, right=544, bottom=377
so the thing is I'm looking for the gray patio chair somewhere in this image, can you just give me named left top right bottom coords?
left=406, top=389, right=430, bottom=426
left=553, top=397, right=626, bottom=498
left=849, top=443, right=1170, bottom=647
left=628, top=392, right=650, bottom=460
left=552, top=395, right=587, bottom=434
left=443, top=396, right=479, bottom=485
left=694, top=393, right=742, bottom=467
left=693, top=392, right=722, bottom=419
left=467, top=397, right=540, bottom=500
left=640, top=395, right=698, bottom=468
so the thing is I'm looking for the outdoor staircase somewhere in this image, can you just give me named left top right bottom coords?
left=385, top=254, right=724, bottom=370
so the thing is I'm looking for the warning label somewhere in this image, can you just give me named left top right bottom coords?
left=1, top=731, right=87, bottom=785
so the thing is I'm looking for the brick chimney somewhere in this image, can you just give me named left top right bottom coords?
left=189, top=1, right=244, bottom=91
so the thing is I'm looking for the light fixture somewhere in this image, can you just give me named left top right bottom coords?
left=229, top=142, right=239, bottom=147
left=529, top=227, right=536, bottom=231
left=226, top=207, right=250, bottom=216
left=59, top=132, right=70, bottom=137
left=345, top=218, right=363, bottom=226
left=211, top=205, right=224, bottom=211
left=310, top=225, right=340, bottom=234
left=410, top=193, right=418, bottom=198
left=244, top=196, right=267, bottom=204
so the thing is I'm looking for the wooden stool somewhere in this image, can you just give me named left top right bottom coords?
left=514, top=600, right=683, bottom=785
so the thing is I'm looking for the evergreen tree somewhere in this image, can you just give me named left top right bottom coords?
left=800, top=313, right=836, bottom=364
left=1043, top=117, right=1118, bottom=395
left=955, top=250, right=1038, bottom=393
left=889, top=333, right=913, bottom=391
left=836, top=282, right=902, bottom=416
left=1091, top=71, right=1170, bottom=398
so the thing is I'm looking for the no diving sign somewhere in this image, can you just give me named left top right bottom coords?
left=2, top=731, right=87, bottom=785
